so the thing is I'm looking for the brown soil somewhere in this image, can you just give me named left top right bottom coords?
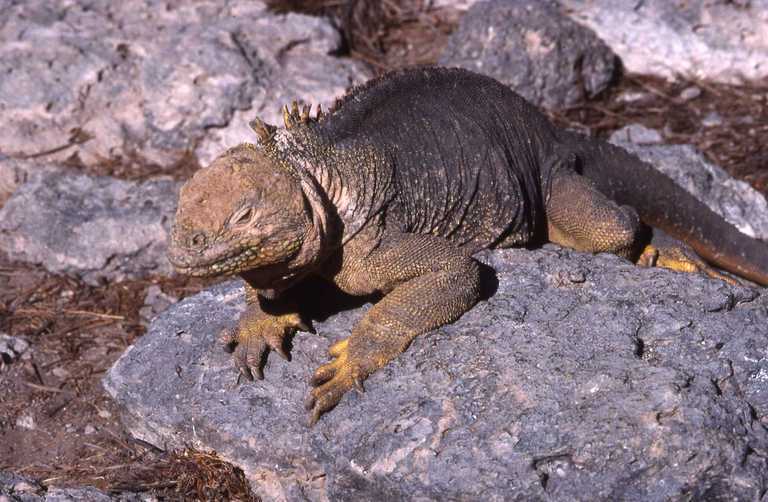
left=2, top=0, right=766, bottom=499
left=0, top=254, right=254, bottom=500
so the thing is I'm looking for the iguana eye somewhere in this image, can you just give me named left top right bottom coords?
left=232, top=207, right=254, bottom=226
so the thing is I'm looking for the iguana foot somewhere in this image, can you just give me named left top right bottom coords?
left=637, top=244, right=737, bottom=285
left=305, top=338, right=369, bottom=426
left=221, top=310, right=311, bottom=381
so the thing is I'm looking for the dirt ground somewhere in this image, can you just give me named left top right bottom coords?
left=1, top=1, right=766, bottom=500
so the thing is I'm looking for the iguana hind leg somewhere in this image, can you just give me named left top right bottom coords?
left=546, top=172, right=640, bottom=257
left=307, top=232, right=481, bottom=425
left=546, top=172, right=736, bottom=283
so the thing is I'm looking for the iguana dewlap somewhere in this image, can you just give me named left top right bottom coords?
left=168, top=67, right=768, bottom=425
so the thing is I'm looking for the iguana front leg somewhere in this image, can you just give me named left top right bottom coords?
left=222, top=282, right=311, bottom=381
left=306, top=232, right=482, bottom=425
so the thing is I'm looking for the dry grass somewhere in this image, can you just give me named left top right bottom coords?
left=0, top=253, right=246, bottom=500
left=266, top=0, right=460, bottom=72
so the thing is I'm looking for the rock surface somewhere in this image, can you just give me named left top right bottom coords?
left=0, top=471, right=151, bottom=502
left=440, top=0, right=618, bottom=108
left=105, top=247, right=768, bottom=501
left=560, top=0, right=768, bottom=83
left=0, top=0, right=369, bottom=170
left=609, top=125, right=768, bottom=241
left=0, top=170, right=180, bottom=284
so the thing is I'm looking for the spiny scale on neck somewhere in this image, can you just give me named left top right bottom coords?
left=254, top=111, right=395, bottom=245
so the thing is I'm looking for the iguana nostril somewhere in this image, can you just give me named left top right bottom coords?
left=191, top=232, right=207, bottom=247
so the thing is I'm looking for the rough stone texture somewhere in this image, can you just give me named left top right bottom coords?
left=439, top=0, right=618, bottom=109
left=0, top=334, right=30, bottom=365
left=0, top=471, right=152, bottom=502
left=139, top=285, right=179, bottom=326
left=0, top=0, right=369, bottom=170
left=560, top=0, right=768, bottom=83
left=105, top=247, right=768, bottom=501
left=609, top=125, right=768, bottom=241
left=0, top=170, right=181, bottom=284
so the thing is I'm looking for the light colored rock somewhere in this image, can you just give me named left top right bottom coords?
left=608, top=123, right=662, bottom=145
left=139, top=285, right=178, bottom=326
left=0, top=1, right=369, bottom=171
left=0, top=170, right=181, bottom=284
left=0, top=334, right=30, bottom=364
left=561, top=0, right=768, bottom=83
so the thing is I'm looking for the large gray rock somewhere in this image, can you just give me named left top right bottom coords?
left=0, top=0, right=369, bottom=170
left=609, top=125, right=768, bottom=241
left=561, top=0, right=768, bottom=83
left=0, top=170, right=180, bottom=284
left=104, top=247, right=768, bottom=501
left=439, top=0, right=618, bottom=109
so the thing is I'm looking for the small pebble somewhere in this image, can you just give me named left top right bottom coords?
left=679, top=86, right=701, bottom=101
left=0, top=334, right=29, bottom=363
left=702, top=111, right=723, bottom=127
left=15, top=414, right=35, bottom=430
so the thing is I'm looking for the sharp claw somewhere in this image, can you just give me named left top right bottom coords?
left=222, top=341, right=237, bottom=354
left=311, top=364, right=334, bottom=386
left=353, top=378, right=365, bottom=394
left=296, top=320, right=315, bottom=334
left=241, top=366, right=255, bottom=382
left=308, top=409, right=321, bottom=427
left=274, top=346, right=290, bottom=361
left=304, top=393, right=316, bottom=411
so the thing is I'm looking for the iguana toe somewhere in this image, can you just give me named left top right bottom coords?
left=226, top=311, right=309, bottom=381
left=305, top=338, right=367, bottom=426
left=638, top=244, right=738, bottom=285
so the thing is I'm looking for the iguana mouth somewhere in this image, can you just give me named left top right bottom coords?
left=169, top=246, right=259, bottom=277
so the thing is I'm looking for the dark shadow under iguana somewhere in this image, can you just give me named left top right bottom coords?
left=168, top=67, right=768, bottom=426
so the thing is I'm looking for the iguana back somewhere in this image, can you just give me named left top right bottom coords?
left=318, top=67, right=560, bottom=251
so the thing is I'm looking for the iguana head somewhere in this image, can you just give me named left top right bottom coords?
left=168, top=143, right=327, bottom=292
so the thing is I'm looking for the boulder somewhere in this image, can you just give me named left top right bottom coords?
left=610, top=125, right=768, bottom=241
left=104, top=247, right=768, bottom=500
left=561, top=0, right=768, bottom=83
left=0, top=0, right=369, bottom=171
left=439, top=0, right=619, bottom=109
left=0, top=170, right=180, bottom=284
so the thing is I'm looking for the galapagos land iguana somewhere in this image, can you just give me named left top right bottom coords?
left=168, top=67, right=768, bottom=425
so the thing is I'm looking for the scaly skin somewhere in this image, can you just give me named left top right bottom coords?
left=169, top=67, right=768, bottom=426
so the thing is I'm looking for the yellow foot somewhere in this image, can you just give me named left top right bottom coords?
left=305, top=338, right=368, bottom=426
left=637, top=244, right=737, bottom=285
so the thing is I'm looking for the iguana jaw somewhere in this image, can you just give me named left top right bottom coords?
left=168, top=237, right=301, bottom=279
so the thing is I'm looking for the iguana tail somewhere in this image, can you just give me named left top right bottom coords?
left=559, top=131, right=768, bottom=286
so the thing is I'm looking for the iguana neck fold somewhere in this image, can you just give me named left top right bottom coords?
left=263, top=127, right=395, bottom=246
